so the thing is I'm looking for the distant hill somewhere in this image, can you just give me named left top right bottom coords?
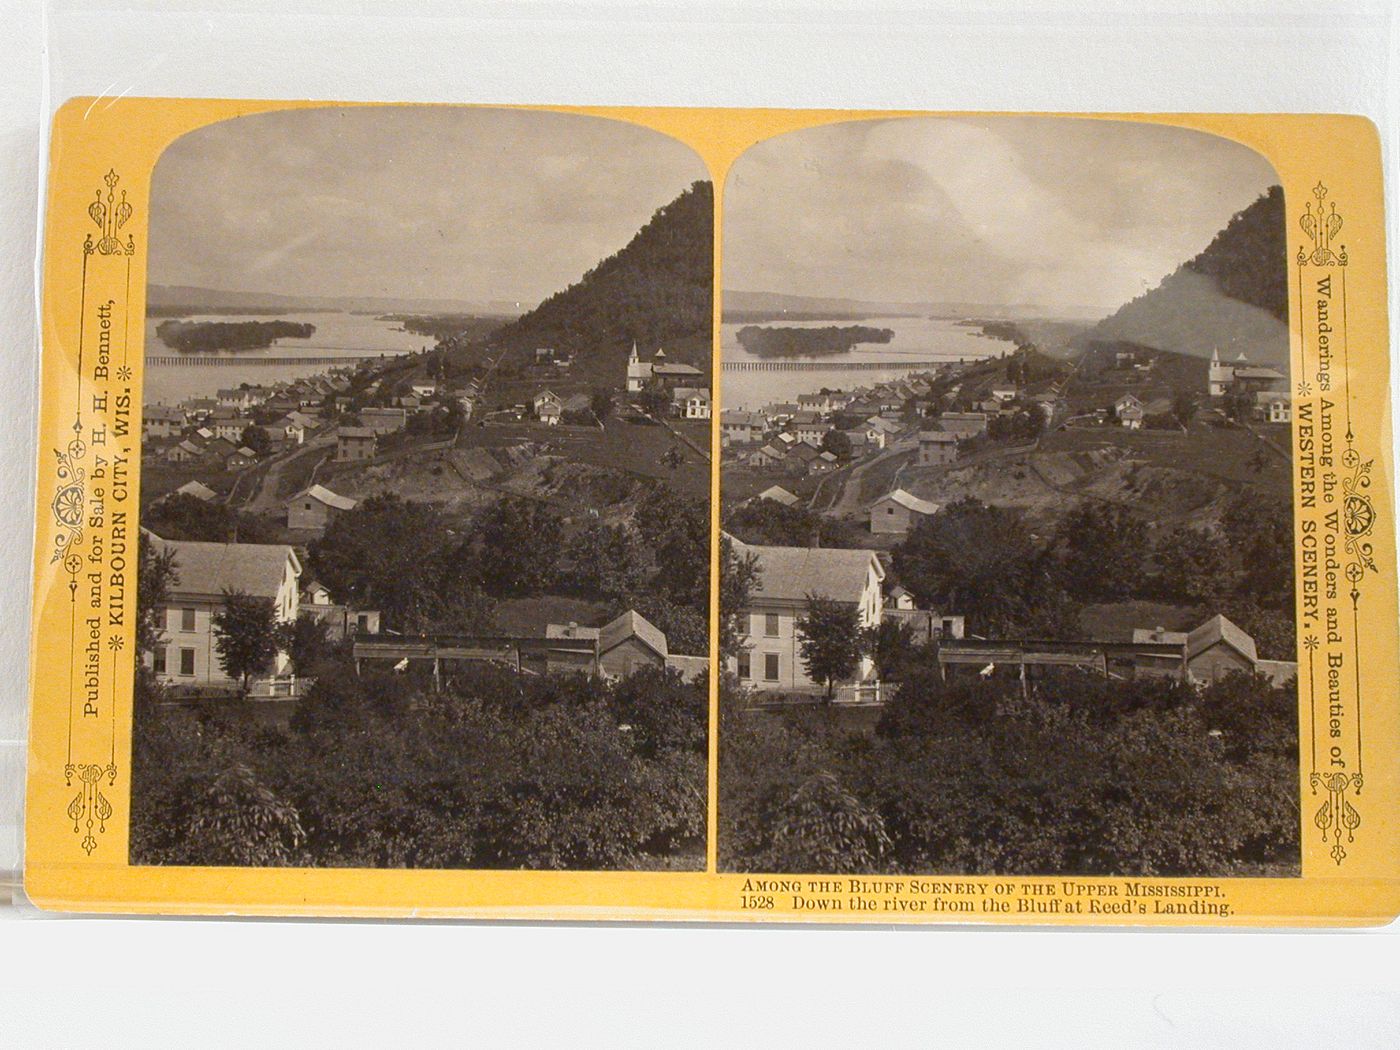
left=146, top=284, right=522, bottom=318
left=722, top=289, right=1094, bottom=323
left=1079, top=186, right=1289, bottom=367
left=489, top=181, right=714, bottom=376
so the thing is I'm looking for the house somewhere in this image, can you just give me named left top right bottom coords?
left=683, top=389, right=711, bottom=420
left=1209, top=348, right=1287, bottom=398
left=1130, top=615, right=1297, bottom=687
left=166, top=439, right=206, bottom=464
left=884, top=606, right=966, bottom=645
left=789, top=412, right=827, bottom=445
left=918, top=429, right=959, bottom=466
left=720, top=410, right=765, bottom=446
left=1184, top=614, right=1296, bottom=687
left=216, top=388, right=256, bottom=410
left=560, top=392, right=593, bottom=416
left=1119, top=402, right=1145, bottom=430
left=538, top=401, right=562, bottom=426
left=797, top=392, right=832, bottom=414
left=597, top=610, right=671, bottom=678
left=143, top=534, right=301, bottom=689
left=287, top=484, right=359, bottom=531
left=888, top=584, right=915, bottom=610
left=727, top=539, right=885, bottom=692
left=360, top=407, right=408, bottom=435
left=142, top=404, right=185, bottom=439
left=212, top=417, right=256, bottom=443
left=755, top=485, right=799, bottom=507
left=173, top=480, right=217, bottom=502
left=626, top=344, right=704, bottom=392
left=203, top=437, right=238, bottom=462
left=935, top=411, right=991, bottom=439
left=225, top=446, right=259, bottom=472
left=810, top=450, right=839, bottom=473
left=785, top=442, right=822, bottom=475
left=1115, top=394, right=1144, bottom=419
left=533, top=390, right=562, bottom=417
left=543, top=609, right=682, bottom=679
left=336, top=426, right=377, bottom=462
left=410, top=380, right=438, bottom=399
left=748, top=444, right=786, bottom=469
left=1255, top=391, right=1292, bottom=423
left=870, top=488, right=939, bottom=535
left=990, top=386, right=1018, bottom=403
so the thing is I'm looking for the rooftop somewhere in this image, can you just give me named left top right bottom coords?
left=737, top=540, right=884, bottom=605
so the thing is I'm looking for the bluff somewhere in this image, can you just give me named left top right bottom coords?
left=1081, top=186, right=1289, bottom=367
left=488, top=181, right=713, bottom=379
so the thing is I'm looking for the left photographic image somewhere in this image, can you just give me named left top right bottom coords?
left=131, top=106, right=714, bottom=871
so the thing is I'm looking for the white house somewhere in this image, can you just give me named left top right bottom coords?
left=144, top=534, right=301, bottom=690
left=727, top=539, right=885, bottom=693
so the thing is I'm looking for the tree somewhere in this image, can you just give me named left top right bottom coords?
left=239, top=423, right=271, bottom=456
left=212, top=590, right=281, bottom=693
left=590, top=388, right=614, bottom=423
left=1053, top=501, right=1148, bottom=601
left=471, top=497, right=564, bottom=597
left=310, top=494, right=453, bottom=630
left=276, top=613, right=333, bottom=677
left=766, top=772, right=891, bottom=873
left=820, top=428, right=852, bottom=460
left=871, top=617, right=916, bottom=681
left=635, top=486, right=709, bottom=613
left=566, top=519, right=646, bottom=600
left=1153, top=526, right=1229, bottom=604
left=636, top=384, right=672, bottom=419
left=719, top=535, right=760, bottom=664
left=1172, top=392, right=1198, bottom=428
left=143, top=493, right=276, bottom=545
left=894, top=497, right=1065, bottom=636
left=795, top=594, right=869, bottom=700
left=137, top=537, right=177, bottom=658
left=173, top=764, right=306, bottom=866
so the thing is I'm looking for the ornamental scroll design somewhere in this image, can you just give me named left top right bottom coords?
left=85, top=169, right=135, bottom=258
left=65, top=761, right=118, bottom=856
left=1309, top=771, right=1363, bottom=866
left=1297, top=181, right=1347, bottom=268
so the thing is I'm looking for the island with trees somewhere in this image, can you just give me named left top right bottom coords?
left=735, top=324, right=895, bottom=358
left=155, top=319, right=316, bottom=353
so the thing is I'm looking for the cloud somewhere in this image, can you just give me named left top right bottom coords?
left=724, top=116, right=1278, bottom=317
left=148, top=107, right=707, bottom=305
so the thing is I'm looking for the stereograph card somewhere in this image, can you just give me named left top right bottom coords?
left=19, top=100, right=1399, bottom=924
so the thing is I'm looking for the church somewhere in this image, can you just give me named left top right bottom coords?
left=1208, top=347, right=1287, bottom=398
left=626, top=342, right=704, bottom=393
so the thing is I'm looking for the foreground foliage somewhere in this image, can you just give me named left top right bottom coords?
left=719, top=669, right=1299, bottom=877
left=131, top=663, right=706, bottom=871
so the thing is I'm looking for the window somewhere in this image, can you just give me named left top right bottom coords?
left=178, top=649, right=195, bottom=676
left=152, top=647, right=166, bottom=675
left=942, top=618, right=956, bottom=637
left=763, top=653, right=780, bottom=682
left=180, top=607, right=196, bottom=632
left=737, top=652, right=751, bottom=679
left=764, top=613, right=780, bottom=638
left=887, top=506, right=895, bottom=514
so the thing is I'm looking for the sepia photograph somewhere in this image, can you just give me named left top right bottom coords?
left=130, top=106, right=713, bottom=871
left=717, top=116, right=1299, bottom=878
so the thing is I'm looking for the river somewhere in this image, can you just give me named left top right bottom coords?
left=718, top=315, right=1018, bottom=411
left=142, top=312, right=430, bottom=405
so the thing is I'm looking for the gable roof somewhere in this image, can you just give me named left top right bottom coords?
left=174, top=480, right=216, bottom=502
left=738, top=540, right=884, bottom=605
left=919, top=429, right=959, bottom=443
left=296, top=484, right=358, bottom=512
left=338, top=426, right=377, bottom=439
left=1186, top=614, right=1257, bottom=664
left=599, top=609, right=668, bottom=659
left=757, top=485, right=799, bottom=507
left=876, top=488, right=939, bottom=516
left=152, top=536, right=300, bottom=601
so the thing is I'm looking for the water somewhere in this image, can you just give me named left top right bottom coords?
left=718, top=315, right=1018, bottom=411
left=141, top=312, right=431, bottom=404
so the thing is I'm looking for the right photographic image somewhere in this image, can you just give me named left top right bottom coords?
left=718, top=116, right=1299, bottom=878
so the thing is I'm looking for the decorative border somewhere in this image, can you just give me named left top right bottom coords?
left=56, top=169, right=137, bottom=855
left=1297, top=182, right=1373, bottom=866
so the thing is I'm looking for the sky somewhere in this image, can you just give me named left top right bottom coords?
left=723, top=116, right=1280, bottom=319
left=148, top=106, right=706, bottom=307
